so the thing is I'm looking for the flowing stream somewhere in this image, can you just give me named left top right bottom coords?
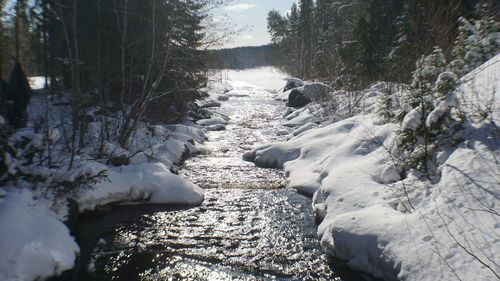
left=60, top=68, right=366, bottom=281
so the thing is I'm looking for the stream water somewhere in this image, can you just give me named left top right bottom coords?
left=60, top=68, right=366, bottom=281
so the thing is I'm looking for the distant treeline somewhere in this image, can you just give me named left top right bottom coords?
left=207, top=45, right=284, bottom=69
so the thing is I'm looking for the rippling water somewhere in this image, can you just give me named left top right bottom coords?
left=180, top=82, right=289, bottom=189
left=66, top=189, right=364, bottom=280
left=60, top=68, right=367, bottom=281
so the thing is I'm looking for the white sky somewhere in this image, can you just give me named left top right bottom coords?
left=216, top=0, right=297, bottom=48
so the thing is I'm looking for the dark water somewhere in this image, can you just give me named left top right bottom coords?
left=60, top=70, right=368, bottom=280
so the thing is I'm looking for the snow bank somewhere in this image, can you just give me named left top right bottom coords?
left=1, top=90, right=210, bottom=280
left=245, top=57, right=500, bottom=280
left=248, top=112, right=499, bottom=280
left=77, top=120, right=209, bottom=211
left=0, top=190, right=79, bottom=281
left=78, top=162, right=204, bottom=211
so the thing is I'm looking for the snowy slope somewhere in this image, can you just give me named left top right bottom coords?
left=245, top=57, right=500, bottom=280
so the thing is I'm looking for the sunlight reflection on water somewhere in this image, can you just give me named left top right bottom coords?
left=180, top=84, right=289, bottom=189
left=81, top=189, right=345, bottom=280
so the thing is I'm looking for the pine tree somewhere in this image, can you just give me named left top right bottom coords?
left=397, top=47, right=448, bottom=175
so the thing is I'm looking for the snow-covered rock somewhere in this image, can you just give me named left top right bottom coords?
left=199, top=99, right=221, bottom=108
left=165, top=123, right=207, bottom=143
left=196, top=116, right=229, bottom=126
left=277, top=129, right=289, bottom=136
left=283, top=111, right=321, bottom=127
left=302, top=82, right=333, bottom=101
left=283, top=77, right=305, bottom=92
left=243, top=144, right=301, bottom=169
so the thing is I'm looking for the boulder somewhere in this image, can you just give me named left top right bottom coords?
left=301, top=83, right=332, bottom=101
left=284, top=78, right=305, bottom=92
left=287, top=89, right=311, bottom=108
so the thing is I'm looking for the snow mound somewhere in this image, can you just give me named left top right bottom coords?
left=165, top=123, right=207, bottom=144
left=302, top=83, right=333, bottom=100
left=78, top=162, right=204, bottom=211
left=196, top=115, right=229, bottom=126
left=293, top=122, right=318, bottom=136
left=199, top=99, right=221, bottom=108
left=0, top=190, right=79, bottom=281
left=243, top=144, right=301, bottom=169
left=283, top=109, right=321, bottom=127
left=285, top=77, right=305, bottom=86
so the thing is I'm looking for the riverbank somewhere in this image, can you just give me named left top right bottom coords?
left=0, top=71, right=230, bottom=280
left=244, top=56, right=500, bottom=280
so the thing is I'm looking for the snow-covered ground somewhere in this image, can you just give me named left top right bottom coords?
left=0, top=189, right=79, bottom=281
left=245, top=57, right=499, bottom=280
